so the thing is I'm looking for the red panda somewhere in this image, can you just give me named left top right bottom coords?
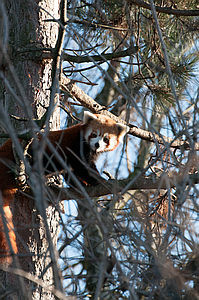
left=0, top=111, right=129, bottom=263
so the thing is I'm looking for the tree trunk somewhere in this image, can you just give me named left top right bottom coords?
left=0, top=0, right=62, bottom=298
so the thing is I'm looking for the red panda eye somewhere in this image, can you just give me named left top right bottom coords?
left=90, top=133, right=97, bottom=138
left=103, top=137, right=109, bottom=144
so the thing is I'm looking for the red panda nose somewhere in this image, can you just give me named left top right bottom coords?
left=95, top=142, right=99, bottom=149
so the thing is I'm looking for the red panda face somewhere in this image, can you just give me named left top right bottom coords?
left=84, top=127, right=119, bottom=153
left=83, top=112, right=129, bottom=153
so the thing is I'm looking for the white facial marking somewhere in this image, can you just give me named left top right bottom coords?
left=89, top=130, right=105, bottom=152
left=84, top=127, right=92, bottom=142
left=108, top=136, right=118, bottom=151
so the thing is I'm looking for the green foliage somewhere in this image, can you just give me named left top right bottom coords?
left=68, top=0, right=199, bottom=108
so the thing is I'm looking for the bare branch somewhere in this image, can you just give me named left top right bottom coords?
left=62, top=46, right=138, bottom=63
left=16, top=45, right=138, bottom=63
left=50, top=173, right=199, bottom=201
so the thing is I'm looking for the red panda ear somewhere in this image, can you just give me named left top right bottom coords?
left=116, top=123, right=130, bottom=142
left=83, top=111, right=97, bottom=124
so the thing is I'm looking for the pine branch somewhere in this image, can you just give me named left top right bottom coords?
left=129, top=0, right=199, bottom=16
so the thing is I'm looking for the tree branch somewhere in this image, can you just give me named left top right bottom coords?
left=129, top=0, right=199, bottom=16
left=15, top=45, right=138, bottom=64
left=67, top=17, right=128, bottom=31
left=60, top=75, right=199, bottom=150
left=62, top=46, right=138, bottom=63
left=50, top=173, right=199, bottom=201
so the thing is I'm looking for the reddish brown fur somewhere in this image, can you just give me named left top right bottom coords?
left=0, top=123, right=86, bottom=263
left=0, top=113, right=128, bottom=263
left=0, top=122, right=94, bottom=263
left=0, top=205, right=17, bottom=262
left=88, top=114, right=121, bottom=136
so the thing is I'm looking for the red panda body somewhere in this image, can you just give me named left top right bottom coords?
left=43, top=122, right=100, bottom=185
left=0, top=112, right=129, bottom=263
